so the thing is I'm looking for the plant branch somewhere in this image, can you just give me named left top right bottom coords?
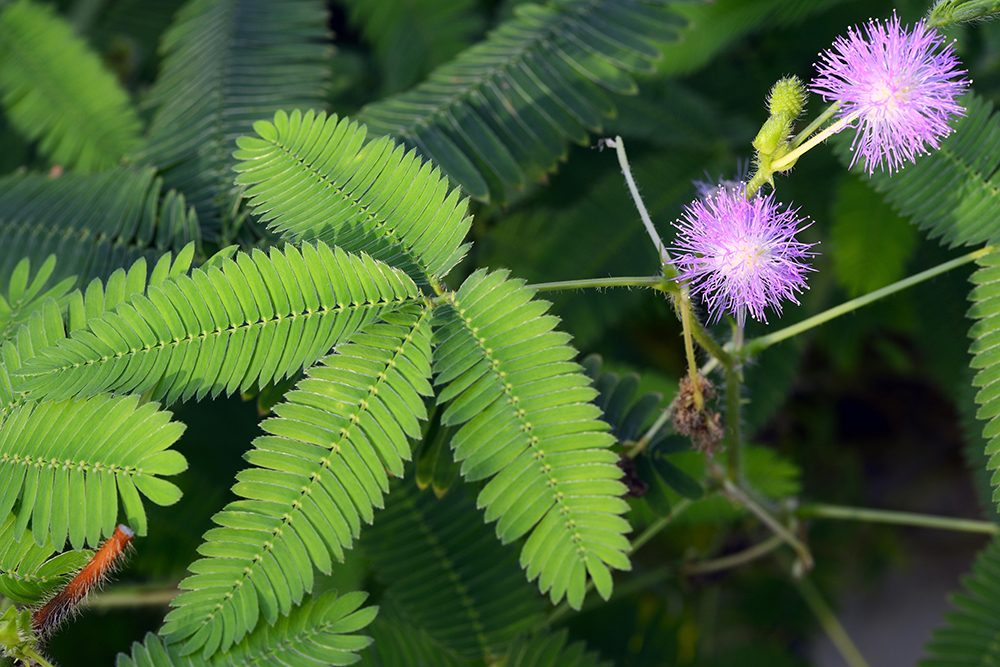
left=741, top=247, right=993, bottom=358
left=683, top=534, right=784, bottom=575
left=527, top=275, right=668, bottom=293
left=795, top=576, right=871, bottom=667
left=771, top=112, right=858, bottom=172
left=789, top=102, right=842, bottom=150
left=607, top=136, right=670, bottom=265
left=721, top=478, right=813, bottom=570
left=799, top=503, right=1000, bottom=534
left=627, top=406, right=673, bottom=458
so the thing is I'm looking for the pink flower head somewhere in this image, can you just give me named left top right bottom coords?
left=672, top=187, right=816, bottom=327
left=811, top=13, right=969, bottom=175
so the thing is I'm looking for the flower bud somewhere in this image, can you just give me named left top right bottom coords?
left=753, top=114, right=792, bottom=155
left=768, top=76, right=806, bottom=119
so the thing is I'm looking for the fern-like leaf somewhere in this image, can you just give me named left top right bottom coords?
left=836, top=93, right=1000, bottom=248
left=0, top=256, right=75, bottom=343
left=0, top=512, right=92, bottom=604
left=119, top=591, right=376, bottom=667
left=341, top=0, right=483, bottom=94
left=361, top=480, right=544, bottom=662
left=432, top=270, right=631, bottom=608
left=14, top=243, right=418, bottom=405
left=0, top=167, right=200, bottom=290
left=133, top=0, right=331, bottom=234
left=921, top=538, right=1000, bottom=666
left=967, top=249, right=1000, bottom=505
left=234, top=110, right=471, bottom=284
left=358, top=604, right=468, bottom=667
left=504, top=630, right=610, bottom=667
left=357, top=0, right=687, bottom=202
left=0, top=394, right=187, bottom=549
left=0, top=0, right=142, bottom=172
left=161, top=307, right=432, bottom=657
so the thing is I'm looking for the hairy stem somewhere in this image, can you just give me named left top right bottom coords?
left=742, top=247, right=993, bottom=358
left=679, top=296, right=703, bottom=409
left=527, top=275, right=669, bottom=293
left=721, top=478, right=813, bottom=570
left=789, top=102, right=842, bottom=150
left=609, top=136, right=670, bottom=265
left=683, top=534, right=784, bottom=575
left=25, top=648, right=57, bottom=667
left=799, top=503, right=1000, bottom=534
left=795, top=577, right=871, bottom=667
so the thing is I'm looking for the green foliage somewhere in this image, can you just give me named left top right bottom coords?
left=835, top=93, right=1000, bottom=249
left=433, top=270, right=631, bottom=608
left=358, top=604, right=467, bottom=667
left=921, top=538, right=1000, bottom=666
left=0, top=512, right=91, bottom=604
left=234, top=110, right=471, bottom=285
left=358, top=0, right=688, bottom=202
left=132, top=0, right=331, bottom=235
left=340, top=0, right=484, bottom=94
left=830, top=175, right=917, bottom=298
left=361, top=480, right=544, bottom=662
left=0, top=256, right=75, bottom=343
left=15, top=242, right=418, bottom=405
left=0, top=167, right=200, bottom=290
left=0, top=0, right=142, bottom=172
left=118, top=591, right=376, bottom=667
left=503, top=630, right=611, bottom=667
left=0, top=394, right=186, bottom=548
left=967, top=249, right=1000, bottom=504
left=161, top=308, right=432, bottom=656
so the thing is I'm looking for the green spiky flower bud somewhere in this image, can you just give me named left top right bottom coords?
left=768, top=76, right=806, bottom=119
left=928, top=0, right=1000, bottom=27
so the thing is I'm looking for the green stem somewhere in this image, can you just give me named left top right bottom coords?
left=24, top=648, right=57, bottom=667
left=679, top=296, right=703, bottom=409
left=527, top=275, right=668, bottom=293
left=611, top=136, right=670, bottom=265
left=789, top=102, right=842, bottom=150
left=799, top=503, right=1000, bottom=534
left=795, top=577, right=871, bottom=667
left=724, top=364, right=742, bottom=479
left=627, top=407, right=672, bottom=458
left=721, top=478, right=813, bottom=570
left=683, top=534, right=784, bottom=575
left=771, top=112, right=858, bottom=172
left=742, top=247, right=993, bottom=358
left=689, top=314, right=734, bottom=370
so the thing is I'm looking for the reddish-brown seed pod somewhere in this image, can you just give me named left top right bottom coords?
left=32, top=524, right=134, bottom=637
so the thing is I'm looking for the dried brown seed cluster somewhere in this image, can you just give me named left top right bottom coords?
left=671, top=374, right=725, bottom=455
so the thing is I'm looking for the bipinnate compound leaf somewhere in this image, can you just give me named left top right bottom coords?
left=0, top=0, right=142, bottom=172
left=0, top=167, right=200, bottom=292
left=432, top=270, right=631, bottom=609
left=14, top=243, right=419, bottom=406
left=234, top=110, right=472, bottom=284
left=967, top=249, right=1000, bottom=506
left=132, top=0, right=330, bottom=234
left=0, top=394, right=186, bottom=550
left=160, top=307, right=432, bottom=657
left=357, top=0, right=688, bottom=202
left=0, top=512, right=92, bottom=604
left=361, top=481, right=544, bottom=661
left=119, top=591, right=375, bottom=667
left=0, top=256, right=75, bottom=344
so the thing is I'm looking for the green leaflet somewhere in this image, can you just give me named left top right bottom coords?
left=503, top=631, right=611, bottom=667
left=358, top=604, right=468, bottom=667
left=968, top=249, right=1000, bottom=504
left=0, top=394, right=187, bottom=549
left=921, top=537, right=1000, bottom=666
left=341, top=0, right=484, bottom=94
left=0, top=256, right=75, bottom=344
left=0, top=512, right=92, bottom=604
left=161, top=307, right=433, bottom=657
left=131, top=0, right=330, bottom=235
left=357, top=0, right=688, bottom=203
left=432, top=270, right=631, bottom=609
left=14, top=242, right=419, bottom=405
left=118, top=591, right=376, bottom=667
left=835, top=93, right=1000, bottom=248
left=0, top=0, right=142, bottom=172
left=0, top=167, right=200, bottom=291
left=361, top=480, right=544, bottom=662
left=0, top=245, right=196, bottom=416
left=234, top=110, right=472, bottom=284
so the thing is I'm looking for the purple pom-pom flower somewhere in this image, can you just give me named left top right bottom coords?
left=672, top=187, right=816, bottom=327
left=811, top=13, right=968, bottom=175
